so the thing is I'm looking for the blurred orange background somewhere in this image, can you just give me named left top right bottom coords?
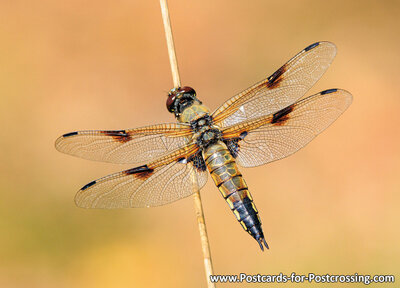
left=1, top=0, right=399, bottom=287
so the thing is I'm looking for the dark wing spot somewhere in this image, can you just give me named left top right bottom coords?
left=101, top=130, right=132, bottom=143
left=239, top=131, right=248, bottom=139
left=304, top=42, right=320, bottom=52
left=271, top=105, right=294, bottom=126
left=223, top=131, right=247, bottom=158
left=63, top=132, right=78, bottom=138
left=177, top=157, right=188, bottom=164
left=321, top=88, right=338, bottom=95
left=81, top=180, right=96, bottom=191
left=189, top=153, right=207, bottom=172
left=224, top=139, right=240, bottom=158
left=124, top=165, right=154, bottom=180
left=266, top=65, right=287, bottom=89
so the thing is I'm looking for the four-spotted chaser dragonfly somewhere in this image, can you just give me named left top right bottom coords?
left=55, top=41, right=352, bottom=251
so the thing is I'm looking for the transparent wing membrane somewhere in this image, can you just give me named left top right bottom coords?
left=55, top=123, right=193, bottom=164
left=212, top=42, right=337, bottom=128
left=222, top=89, right=352, bottom=167
left=74, top=144, right=207, bottom=208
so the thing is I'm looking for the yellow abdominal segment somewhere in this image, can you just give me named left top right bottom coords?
left=203, top=141, right=260, bottom=228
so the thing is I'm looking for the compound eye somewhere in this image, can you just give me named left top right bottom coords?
left=180, top=86, right=196, bottom=96
left=166, top=93, right=176, bottom=112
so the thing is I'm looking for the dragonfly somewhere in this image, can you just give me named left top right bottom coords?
left=55, top=41, right=352, bottom=251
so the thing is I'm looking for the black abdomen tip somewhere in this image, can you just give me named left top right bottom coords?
left=257, top=237, right=269, bottom=251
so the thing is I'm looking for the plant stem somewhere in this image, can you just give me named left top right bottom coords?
left=159, top=1, right=215, bottom=287
left=159, top=0, right=181, bottom=88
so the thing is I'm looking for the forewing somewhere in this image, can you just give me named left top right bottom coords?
left=212, top=42, right=337, bottom=128
left=221, top=89, right=352, bottom=167
left=75, top=144, right=207, bottom=208
left=55, top=123, right=193, bottom=164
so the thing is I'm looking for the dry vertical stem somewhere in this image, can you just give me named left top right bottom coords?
left=193, top=188, right=216, bottom=288
left=159, top=0, right=181, bottom=88
left=159, top=0, right=216, bottom=287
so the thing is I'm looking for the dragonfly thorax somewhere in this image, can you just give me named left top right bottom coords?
left=190, top=115, right=222, bottom=149
left=195, top=128, right=222, bottom=149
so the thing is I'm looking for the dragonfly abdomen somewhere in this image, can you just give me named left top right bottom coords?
left=203, top=141, right=269, bottom=250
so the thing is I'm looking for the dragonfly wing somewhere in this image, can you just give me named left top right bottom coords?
left=55, top=123, right=193, bottom=164
left=75, top=144, right=205, bottom=208
left=212, top=42, right=337, bottom=128
left=221, top=89, right=352, bottom=167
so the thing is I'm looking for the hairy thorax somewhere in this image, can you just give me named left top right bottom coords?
left=178, top=103, right=210, bottom=123
left=177, top=103, right=221, bottom=150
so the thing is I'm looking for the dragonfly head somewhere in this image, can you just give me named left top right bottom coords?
left=166, top=86, right=200, bottom=117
